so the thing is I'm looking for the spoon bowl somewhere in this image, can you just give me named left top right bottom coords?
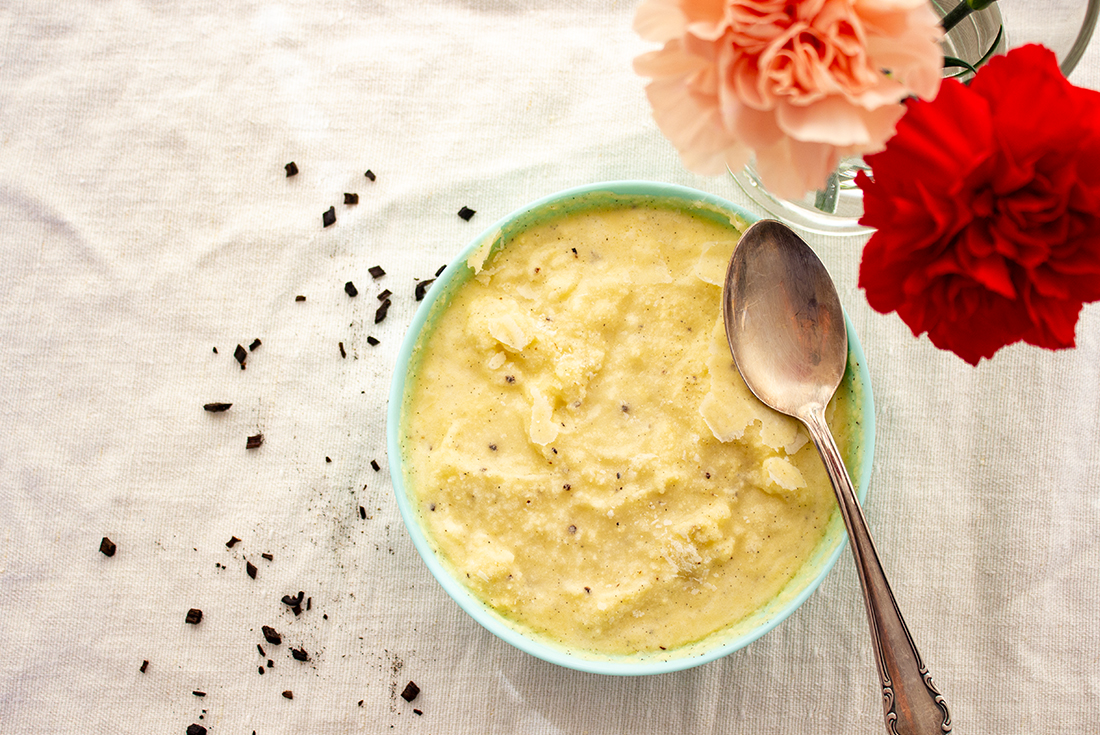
left=724, top=220, right=952, bottom=735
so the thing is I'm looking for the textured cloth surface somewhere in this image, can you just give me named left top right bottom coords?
left=1, top=2, right=1099, bottom=733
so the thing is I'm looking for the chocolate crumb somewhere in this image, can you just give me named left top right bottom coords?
left=204, top=402, right=232, bottom=412
left=366, top=336, right=379, bottom=346
left=339, top=342, right=346, bottom=359
left=187, top=725, right=207, bottom=735
left=291, top=647, right=309, bottom=661
left=246, top=560, right=257, bottom=579
left=374, top=300, right=390, bottom=324
left=261, top=553, right=273, bottom=561
left=268, top=659, right=274, bottom=667
left=284, top=162, right=298, bottom=177
left=400, top=681, right=420, bottom=702
left=246, top=434, right=264, bottom=449
left=369, top=265, right=386, bottom=279
left=249, top=338, right=261, bottom=351
left=359, top=506, right=366, bottom=519
left=306, top=597, right=312, bottom=611
left=226, top=536, right=241, bottom=548
left=185, top=608, right=203, bottom=625
left=234, top=344, right=247, bottom=365
left=377, top=289, right=392, bottom=302
left=295, top=295, right=306, bottom=302
left=344, top=192, right=359, bottom=205
left=415, top=279, right=435, bottom=301
left=282, top=690, right=293, bottom=700
left=323, top=206, right=336, bottom=228
left=326, top=456, right=331, bottom=463
left=370, top=459, right=381, bottom=472
left=435, top=264, right=447, bottom=277
left=212, top=346, right=218, bottom=354
left=99, top=537, right=116, bottom=557
left=414, top=709, right=423, bottom=716
left=193, top=691, right=206, bottom=697
left=365, top=169, right=376, bottom=181
left=139, top=659, right=148, bottom=673
left=258, top=666, right=265, bottom=675
left=458, top=206, right=476, bottom=221
left=257, top=644, right=265, bottom=657
left=344, top=281, right=358, bottom=297
left=358, top=700, right=364, bottom=707
left=262, top=626, right=281, bottom=645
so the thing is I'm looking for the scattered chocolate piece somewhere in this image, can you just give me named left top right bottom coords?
left=257, top=644, right=265, bottom=657
left=339, top=342, right=346, bottom=359
left=262, top=626, right=282, bottom=645
left=370, top=459, right=381, bottom=472
left=366, top=336, right=379, bottom=346
left=400, top=681, right=420, bottom=702
left=204, top=402, right=232, bottom=412
left=212, top=346, right=218, bottom=354
left=246, top=560, right=257, bottom=579
left=358, top=700, right=364, bottom=707
left=368, top=265, right=386, bottom=279
left=306, top=597, right=311, bottom=611
left=261, top=553, right=274, bottom=561
left=226, top=536, right=241, bottom=548
left=268, top=659, right=274, bottom=667
left=99, top=537, right=116, bottom=557
left=246, top=434, right=264, bottom=449
left=325, top=456, right=331, bottom=463
left=377, top=289, right=392, bottom=302
left=234, top=344, right=247, bottom=365
left=295, top=295, right=306, bottom=302
left=344, top=193, right=359, bottom=205
left=359, top=506, right=366, bottom=520
left=415, top=278, right=435, bottom=301
left=185, top=608, right=203, bottom=625
left=193, top=691, right=206, bottom=697
left=249, top=338, right=262, bottom=352
left=282, top=690, right=293, bottom=700
left=414, top=709, right=423, bottom=716
left=374, top=300, right=391, bottom=324
left=285, top=162, right=298, bottom=177
left=187, top=725, right=207, bottom=735
left=291, top=647, right=309, bottom=661
left=140, top=659, right=148, bottom=673
left=435, top=264, right=447, bottom=277
left=458, top=206, right=476, bottom=221
left=258, top=666, right=265, bottom=675
left=364, top=169, right=376, bottom=181
left=344, top=281, right=358, bottom=297
left=323, top=206, right=336, bottom=228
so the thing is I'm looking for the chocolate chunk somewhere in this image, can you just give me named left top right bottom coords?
left=99, top=537, right=116, bottom=557
left=322, top=206, right=336, bottom=228
left=284, top=162, right=298, bottom=177
left=413, top=709, right=423, bottom=716
left=187, top=725, right=207, bottom=735
left=325, top=456, right=331, bottom=463
left=364, top=169, right=376, bottom=181
left=282, top=690, right=293, bottom=700
left=234, top=344, right=247, bottom=365
left=261, top=553, right=273, bottom=561
left=226, top=536, right=241, bottom=548
left=212, top=346, right=218, bottom=353
left=291, top=647, right=309, bottom=661
left=203, top=403, right=232, bottom=412
left=249, top=338, right=262, bottom=352
left=374, top=299, right=390, bottom=324
left=258, top=666, right=265, bottom=675
left=400, top=681, right=420, bottom=702
left=458, top=206, right=475, bottom=221
left=257, top=644, right=265, bottom=657
left=140, top=659, right=148, bottom=673
left=185, top=608, right=203, bottom=625
left=295, top=295, right=306, bottom=302
left=366, top=336, right=379, bottom=346
left=376, top=289, right=392, bottom=302
left=370, top=459, right=381, bottom=472
left=344, top=192, right=359, bottom=205
left=359, top=506, right=366, bottom=520
left=246, top=434, right=264, bottom=449
left=246, top=560, right=257, bottom=579
left=193, top=691, right=206, bottom=697
left=415, top=279, right=435, bottom=301
left=338, top=342, right=346, bottom=359
left=344, top=281, right=358, bottom=297
left=435, top=264, right=447, bottom=277
left=368, top=265, right=386, bottom=279
left=262, top=626, right=281, bottom=645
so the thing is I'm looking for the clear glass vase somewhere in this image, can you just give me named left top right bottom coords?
left=730, top=0, right=1099, bottom=236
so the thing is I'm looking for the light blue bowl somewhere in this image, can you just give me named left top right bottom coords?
left=387, top=181, right=875, bottom=676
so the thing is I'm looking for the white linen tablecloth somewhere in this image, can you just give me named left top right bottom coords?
left=2, top=1, right=1098, bottom=733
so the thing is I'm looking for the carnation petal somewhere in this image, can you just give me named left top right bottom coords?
left=634, top=0, right=690, bottom=43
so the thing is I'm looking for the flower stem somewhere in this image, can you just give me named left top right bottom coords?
left=940, top=3, right=974, bottom=33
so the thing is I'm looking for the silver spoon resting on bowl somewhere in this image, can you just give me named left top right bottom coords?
left=723, top=220, right=951, bottom=735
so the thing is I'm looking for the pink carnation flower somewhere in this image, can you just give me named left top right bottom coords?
left=634, top=0, right=944, bottom=199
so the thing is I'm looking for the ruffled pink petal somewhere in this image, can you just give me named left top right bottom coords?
left=645, top=76, right=751, bottom=175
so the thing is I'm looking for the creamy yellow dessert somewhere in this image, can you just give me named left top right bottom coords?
left=401, top=199, right=857, bottom=656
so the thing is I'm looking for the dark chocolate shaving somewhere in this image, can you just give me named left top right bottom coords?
left=344, top=192, right=359, bottom=205
left=374, top=300, right=391, bottom=324
left=139, top=659, right=148, bottom=673
left=322, top=206, right=336, bottom=228
left=457, top=206, right=476, bottom=221
left=262, top=626, right=281, bottom=645
left=344, top=281, right=358, bottom=297
left=285, top=162, right=298, bottom=177
left=295, top=295, right=306, bottom=302
left=249, top=338, right=261, bottom=351
left=261, top=553, right=273, bottom=561
left=282, top=690, right=293, bottom=700
left=368, top=265, right=386, bottom=279
left=187, top=725, right=207, bottom=735
left=400, top=681, right=420, bottom=702
left=226, top=536, right=241, bottom=548
left=339, top=342, right=346, bottom=359
left=246, top=560, right=257, bottom=579
left=185, top=608, right=203, bottom=625
left=204, top=403, right=232, bottom=413
left=435, top=264, right=447, bottom=277
left=291, top=647, right=309, bottom=661
left=370, top=460, right=380, bottom=472
left=99, top=537, right=116, bottom=557
left=234, top=345, right=247, bottom=365
left=366, top=336, right=379, bottom=346
left=246, top=434, right=264, bottom=449
left=359, top=506, right=366, bottom=519
left=415, top=279, right=435, bottom=301
left=364, top=169, right=376, bottom=181
left=193, top=691, right=206, bottom=697
left=376, top=289, right=392, bottom=302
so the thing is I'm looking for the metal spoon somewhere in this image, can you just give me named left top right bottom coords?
left=723, top=220, right=951, bottom=735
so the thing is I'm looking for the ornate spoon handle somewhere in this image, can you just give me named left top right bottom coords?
left=803, top=406, right=951, bottom=735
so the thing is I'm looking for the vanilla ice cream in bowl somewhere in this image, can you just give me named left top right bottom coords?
left=387, top=181, right=874, bottom=675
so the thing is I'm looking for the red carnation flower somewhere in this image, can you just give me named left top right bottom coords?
left=856, top=44, right=1100, bottom=365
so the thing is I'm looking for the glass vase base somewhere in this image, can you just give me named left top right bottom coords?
left=730, top=166, right=872, bottom=238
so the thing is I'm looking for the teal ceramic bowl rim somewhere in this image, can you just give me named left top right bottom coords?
left=387, top=180, right=875, bottom=676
